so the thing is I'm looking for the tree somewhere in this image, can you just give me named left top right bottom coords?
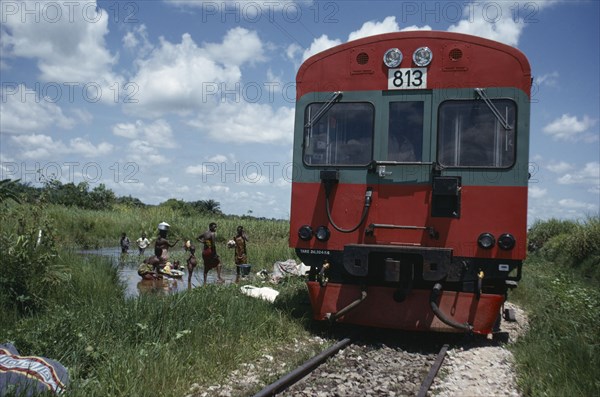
left=0, top=179, right=21, bottom=204
left=200, top=199, right=221, bottom=214
left=89, top=183, right=116, bottom=210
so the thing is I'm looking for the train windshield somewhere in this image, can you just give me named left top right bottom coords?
left=388, top=101, right=424, bottom=162
left=303, top=102, right=374, bottom=166
left=438, top=100, right=516, bottom=167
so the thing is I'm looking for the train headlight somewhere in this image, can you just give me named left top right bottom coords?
left=298, top=225, right=313, bottom=241
left=383, top=48, right=402, bottom=68
left=413, top=46, right=433, bottom=66
left=498, top=233, right=516, bottom=250
left=315, top=226, right=331, bottom=242
left=477, top=232, right=495, bottom=249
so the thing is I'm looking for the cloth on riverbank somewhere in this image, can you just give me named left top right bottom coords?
left=0, top=342, right=69, bottom=396
left=240, top=285, right=279, bottom=303
left=271, top=260, right=310, bottom=281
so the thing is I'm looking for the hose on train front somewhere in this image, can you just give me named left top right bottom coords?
left=430, top=283, right=473, bottom=333
left=325, top=187, right=372, bottom=233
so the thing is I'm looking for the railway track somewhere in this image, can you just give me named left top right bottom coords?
left=252, top=332, right=450, bottom=397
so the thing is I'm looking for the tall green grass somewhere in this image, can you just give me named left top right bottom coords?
left=1, top=251, right=316, bottom=397
left=0, top=200, right=319, bottom=396
left=13, top=203, right=297, bottom=270
left=511, top=216, right=600, bottom=396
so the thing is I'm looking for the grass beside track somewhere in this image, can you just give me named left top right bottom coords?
left=1, top=199, right=598, bottom=396
left=511, top=217, right=600, bottom=397
left=0, top=251, right=320, bottom=397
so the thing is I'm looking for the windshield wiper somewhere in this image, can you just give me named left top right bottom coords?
left=474, top=88, right=512, bottom=130
left=304, top=91, right=343, bottom=129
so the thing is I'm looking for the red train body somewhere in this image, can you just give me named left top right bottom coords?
left=289, top=31, right=531, bottom=334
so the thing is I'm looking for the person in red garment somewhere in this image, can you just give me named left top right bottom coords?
left=197, top=222, right=224, bottom=285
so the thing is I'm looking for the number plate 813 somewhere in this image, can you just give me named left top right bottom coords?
left=387, top=68, right=427, bottom=90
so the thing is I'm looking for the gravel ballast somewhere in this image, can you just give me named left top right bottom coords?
left=189, top=302, right=529, bottom=397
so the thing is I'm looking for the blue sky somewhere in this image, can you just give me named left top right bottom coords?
left=1, top=0, right=598, bottom=223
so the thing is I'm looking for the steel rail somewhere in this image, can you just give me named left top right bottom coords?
left=417, top=343, right=450, bottom=397
left=252, top=337, right=353, bottom=397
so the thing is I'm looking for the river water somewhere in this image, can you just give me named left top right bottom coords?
left=80, top=247, right=239, bottom=297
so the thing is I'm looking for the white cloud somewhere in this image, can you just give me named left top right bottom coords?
left=112, top=119, right=176, bottom=148
left=69, top=138, right=113, bottom=157
left=447, top=1, right=557, bottom=46
left=546, top=161, right=573, bottom=174
left=1, top=0, right=122, bottom=93
left=207, top=154, right=229, bottom=163
left=10, top=134, right=113, bottom=159
left=300, top=16, right=430, bottom=63
left=204, top=27, right=265, bottom=66
left=125, top=28, right=266, bottom=117
left=111, top=119, right=177, bottom=166
left=528, top=186, right=547, bottom=199
left=164, top=0, right=308, bottom=12
left=400, top=25, right=433, bottom=32
left=112, top=123, right=139, bottom=139
left=1, top=84, right=75, bottom=134
left=286, top=43, right=302, bottom=63
left=535, top=71, right=559, bottom=87
left=126, top=140, right=169, bottom=165
left=347, top=16, right=399, bottom=42
left=187, top=102, right=294, bottom=145
left=71, top=109, right=94, bottom=125
left=557, top=162, right=600, bottom=187
left=123, top=31, right=139, bottom=49
left=122, top=24, right=153, bottom=58
left=543, top=114, right=598, bottom=141
left=557, top=198, right=598, bottom=211
left=301, top=34, right=342, bottom=62
left=186, top=163, right=216, bottom=176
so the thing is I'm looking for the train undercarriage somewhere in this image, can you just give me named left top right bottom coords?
left=301, top=245, right=521, bottom=334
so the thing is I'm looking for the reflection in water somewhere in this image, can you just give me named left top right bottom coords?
left=136, top=278, right=180, bottom=295
left=80, top=247, right=238, bottom=298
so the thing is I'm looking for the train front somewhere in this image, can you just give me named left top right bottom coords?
left=289, top=31, right=531, bottom=334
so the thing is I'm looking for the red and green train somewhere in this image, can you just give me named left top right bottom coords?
left=289, top=31, right=530, bottom=334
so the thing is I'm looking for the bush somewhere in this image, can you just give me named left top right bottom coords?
left=527, top=218, right=577, bottom=252
left=565, top=217, right=600, bottom=261
left=0, top=203, right=70, bottom=314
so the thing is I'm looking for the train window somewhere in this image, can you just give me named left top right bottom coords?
left=438, top=100, right=516, bottom=167
left=388, top=102, right=424, bottom=162
left=303, top=102, right=374, bottom=166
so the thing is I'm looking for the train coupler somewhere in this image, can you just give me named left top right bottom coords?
left=325, top=287, right=367, bottom=323
left=430, top=283, right=473, bottom=333
left=317, top=260, right=330, bottom=287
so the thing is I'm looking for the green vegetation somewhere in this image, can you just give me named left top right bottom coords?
left=512, top=216, right=600, bottom=396
left=2, top=252, right=316, bottom=397
left=0, top=180, right=314, bottom=396
left=3, top=178, right=599, bottom=396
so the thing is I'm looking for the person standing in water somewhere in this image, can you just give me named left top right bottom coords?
left=197, top=222, right=224, bottom=285
left=155, top=222, right=179, bottom=262
left=136, top=232, right=150, bottom=256
left=120, top=232, right=130, bottom=254
left=232, top=225, right=249, bottom=283
left=186, top=245, right=198, bottom=286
